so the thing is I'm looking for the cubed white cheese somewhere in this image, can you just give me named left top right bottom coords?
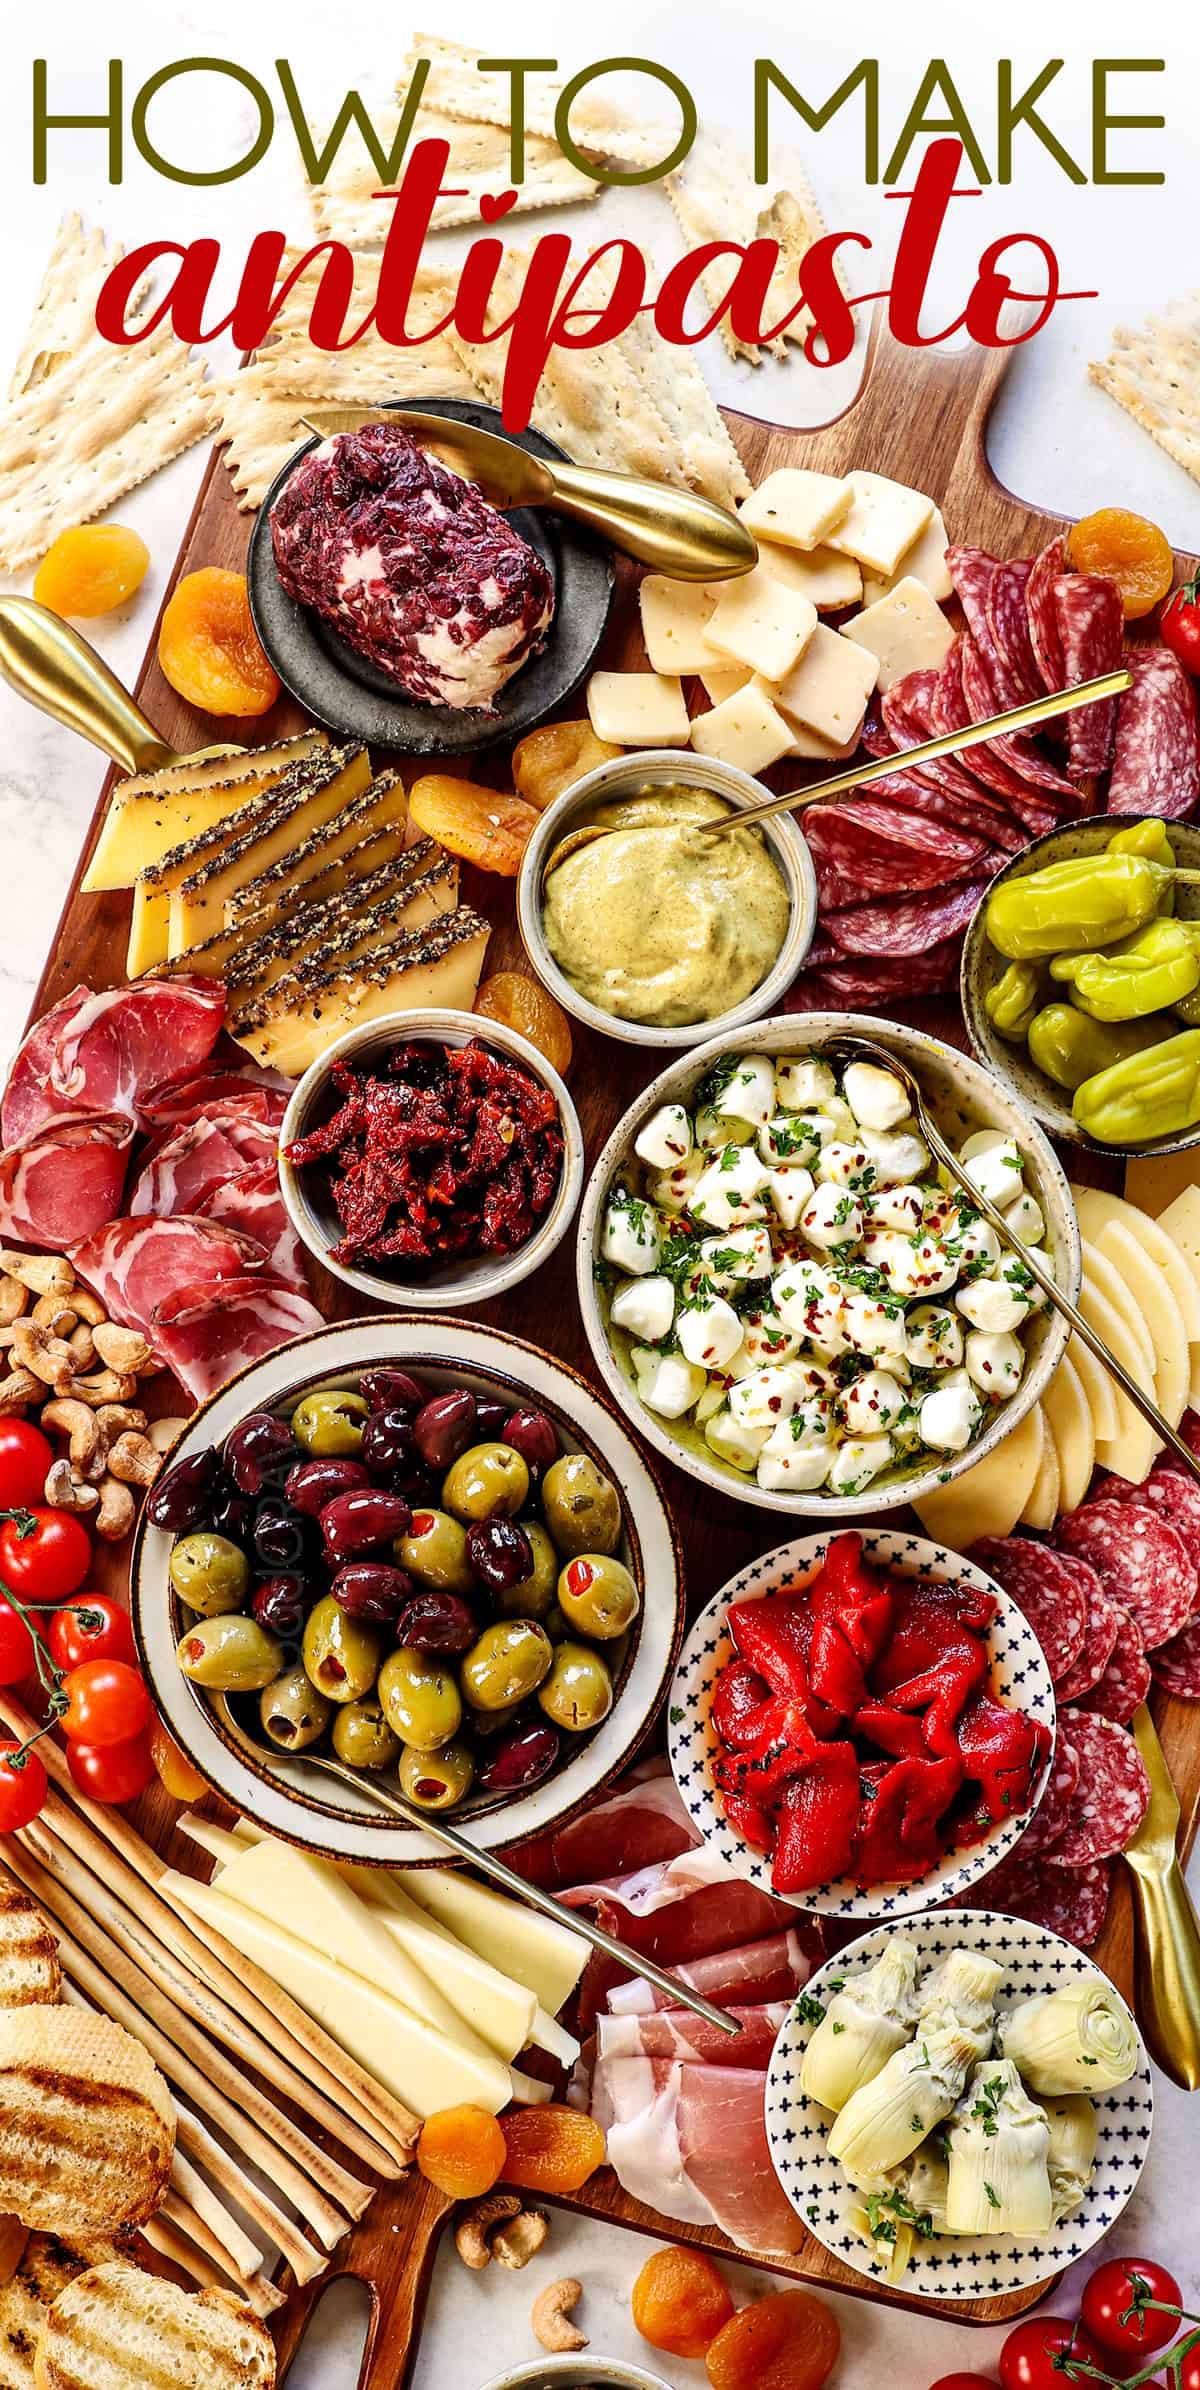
left=631, top=1349, right=708, bottom=1418
left=961, top=1138, right=1026, bottom=1208
left=729, top=1362, right=821, bottom=1433
left=950, top=1215, right=1002, bottom=1279
left=756, top=540, right=863, bottom=611
left=841, top=577, right=955, bottom=691
left=634, top=1103, right=693, bottom=1172
left=860, top=1126, right=929, bottom=1186
left=696, top=1100, right=754, bottom=1150
left=690, top=680, right=795, bottom=775
left=964, top=1328, right=1026, bottom=1398
left=863, top=1228, right=957, bottom=1298
left=602, top=1195, right=661, bottom=1276
left=771, top=1259, right=846, bottom=1352
left=758, top=1113, right=820, bottom=1168
left=740, top=1306, right=802, bottom=1366
left=827, top=1435, right=895, bottom=1495
left=904, top=1304, right=964, bottom=1371
left=704, top=565, right=818, bottom=683
left=798, top=1180, right=866, bottom=1250
left=765, top=1166, right=816, bottom=1230
left=866, top=1182, right=925, bottom=1233
left=757, top=1423, right=837, bottom=1493
left=698, top=1224, right=774, bottom=1286
left=842, top=1061, right=912, bottom=1132
left=824, top=471, right=935, bottom=577
left=956, top=1263, right=1042, bottom=1334
left=690, top=1146, right=770, bottom=1231
left=774, top=1057, right=836, bottom=1110
left=638, top=576, right=720, bottom=675
left=1004, top=1191, right=1045, bottom=1246
left=610, top=1275, right=675, bottom=1343
left=586, top=670, right=691, bottom=748
left=677, top=1295, right=744, bottom=1370
left=860, top=506, right=952, bottom=606
left=815, top=1139, right=877, bottom=1192
left=770, top=622, right=879, bottom=747
left=842, top=1291, right=908, bottom=1362
left=647, top=1151, right=705, bottom=1214
left=738, top=468, right=853, bottom=552
left=712, top=1056, right=777, bottom=1129
left=839, top=1369, right=909, bottom=1437
left=706, top=1407, right=771, bottom=1471
left=918, top=1369, right=983, bottom=1453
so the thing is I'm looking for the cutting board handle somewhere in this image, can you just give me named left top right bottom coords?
left=276, top=2185, right=450, bottom=2390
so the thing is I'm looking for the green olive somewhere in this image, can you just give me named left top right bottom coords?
left=557, top=1553, right=640, bottom=1641
left=176, top=1613, right=283, bottom=1693
left=464, top=1696, right=524, bottom=1740
left=441, top=1442, right=530, bottom=1523
left=397, top=1739, right=475, bottom=1811
left=541, top=1602, right=573, bottom=1645
left=259, top=1664, right=332, bottom=1752
left=537, top=1640, right=614, bottom=1731
left=302, top=1595, right=383, bottom=1705
left=290, top=1387, right=369, bottom=1456
left=461, top=1619, right=553, bottom=1712
left=169, top=1531, right=249, bottom=1618
left=540, top=1454, right=622, bottom=1557
left=396, top=1509, right=475, bottom=1595
left=378, top=1646, right=463, bottom=1752
left=331, top=1699, right=403, bottom=1770
left=493, top=1520, right=559, bottom=1620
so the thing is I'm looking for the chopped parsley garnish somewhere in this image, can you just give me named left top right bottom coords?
left=864, top=2189, right=934, bottom=2247
left=697, top=1053, right=740, bottom=1106
left=794, top=1991, right=826, bottom=2024
left=984, top=2180, right=1001, bottom=2209
left=831, top=2020, right=846, bottom=2035
left=971, top=2074, right=1007, bottom=2138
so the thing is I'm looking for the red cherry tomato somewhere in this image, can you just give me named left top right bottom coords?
left=1179, top=2345, right=1200, bottom=2390
left=1162, top=580, right=1200, bottom=677
left=1081, top=2259, right=1183, bottom=2363
left=1000, top=2318, right=1105, bottom=2390
left=0, top=1420, right=53, bottom=1510
left=66, top=1729, right=155, bottom=1805
left=49, top=1595, right=136, bottom=1674
left=929, top=2377, right=1000, bottom=2388
left=0, top=1508, right=91, bottom=1604
left=0, top=1741, right=47, bottom=1830
left=0, top=1598, right=37, bottom=1688
left=60, top=1660, right=152, bottom=1748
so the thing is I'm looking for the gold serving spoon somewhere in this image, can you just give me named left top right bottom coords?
left=297, top=407, right=758, bottom=583
left=215, top=1697, right=740, bottom=2038
left=0, top=596, right=238, bottom=774
left=541, top=668, right=1133, bottom=885
left=1125, top=1703, right=1200, bottom=2090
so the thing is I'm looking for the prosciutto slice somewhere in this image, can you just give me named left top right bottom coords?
left=607, top=1929, right=820, bottom=2017
left=546, top=1765, right=697, bottom=1886
left=139, top=1065, right=289, bottom=1135
left=149, top=1273, right=324, bottom=1399
left=129, top=1117, right=280, bottom=1218
left=0, top=1117, right=133, bottom=1247
left=70, top=1214, right=321, bottom=1396
left=2, top=979, right=224, bottom=1146
left=597, top=2003, right=789, bottom=2069
left=592, top=2057, right=802, bottom=2255
left=201, top=1165, right=310, bottom=1294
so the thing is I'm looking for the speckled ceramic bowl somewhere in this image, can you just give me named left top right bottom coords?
left=577, top=1011, right=1079, bottom=1517
left=480, top=2361, right=674, bottom=2390
left=961, top=816, right=1200, bottom=1156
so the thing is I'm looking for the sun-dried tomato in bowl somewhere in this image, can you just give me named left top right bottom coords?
left=284, top=1038, right=565, bottom=1272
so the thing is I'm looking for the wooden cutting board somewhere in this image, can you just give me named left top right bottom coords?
left=25, top=316, right=1200, bottom=2370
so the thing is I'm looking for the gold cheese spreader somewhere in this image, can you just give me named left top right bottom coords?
left=1125, top=1702, right=1200, bottom=2091
left=297, top=407, right=758, bottom=582
left=0, top=596, right=237, bottom=773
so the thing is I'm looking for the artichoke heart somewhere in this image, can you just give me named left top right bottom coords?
left=945, top=2058, right=1052, bottom=2238
left=1044, top=2094, right=1099, bottom=2223
left=800, top=1936, right=922, bottom=2113
left=1000, top=1981, right=1139, bottom=2095
left=916, top=1948, right=1004, bottom=2054
left=828, top=2024, right=980, bottom=2178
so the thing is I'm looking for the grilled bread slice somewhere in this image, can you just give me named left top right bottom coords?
left=0, top=2012, right=174, bottom=2234
left=33, top=2264, right=275, bottom=2390
left=0, top=2236, right=121, bottom=2390
left=0, top=1877, right=60, bottom=2010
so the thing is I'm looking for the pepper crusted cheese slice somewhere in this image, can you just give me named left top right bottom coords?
left=825, top=471, right=936, bottom=578
left=227, top=849, right=458, bottom=1006
left=737, top=468, right=852, bottom=551
left=689, top=679, right=794, bottom=774
left=169, top=745, right=373, bottom=953
left=861, top=506, right=953, bottom=605
left=586, top=671, right=691, bottom=748
left=841, top=576, right=956, bottom=692
left=638, top=576, right=720, bottom=675
left=770, top=621, right=880, bottom=746
left=234, top=909, right=491, bottom=1074
left=704, top=563, right=817, bottom=683
left=756, top=540, right=863, bottom=611
left=85, top=733, right=328, bottom=891
left=125, top=883, right=172, bottom=979
left=229, top=766, right=408, bottom=928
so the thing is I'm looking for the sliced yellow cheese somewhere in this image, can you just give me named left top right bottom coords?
left=1080, top=1244, right=1156, bottom=1378
left=824, top=470, right=935, bottom=577
left=861, top=506, right=952, bottom=606
left=586, top=671, right=689, bottom=748
left=164, top=1870, right=516, bottom=2117
left=841, top=576, right=955, bottom=692
left=1092, top=1219, right=1189, bottom=1428
left=913, top=1402, right=1045, bottom=1553
left=229, top=771, right=409, bottom=931
left=170, top=746, right=372, bottom=953
left=84, top=734, right=326, bottom=891
left=1073, top=1184, right=1200, bottom=1343
left=232, top=856, right=458, bottom=1019
left=1041, top=1354, right=1095, bottom=1516
left=690, top=680, right=794, bottom=774
left=126, top=881, right=172, bottom=978
left=1157, top=1186, right=1200, bottom=1290
left=738, top=468, right=852, bottom=551
left=770, top=622, right=879, bottom=747
left=399, top=1867, right=588, bottom=2019
left=1019, top=1411, right=1060, bottom=1531
left=698, top=663, right=751, bottom=708
left=1124, top=1150, right=1200, bottom=1219
left=705, top=564, right=818, bottom=683
left=1079, top=1270, right=1159, bottom=1483
left=638, top=576, right=719, bottom=675
left=336, top=1870, right=539, bottom=2062
left=755, top=540, right=862, bottom=610
left=1067, top=1330, right=1120, bottom=1446
left=234, top=912, right=490, bottom=1076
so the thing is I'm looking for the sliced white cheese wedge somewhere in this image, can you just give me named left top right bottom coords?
left=1067, top=1329, right=1121, bottom=1447
left=1019, top=1409, right=1060, bottom=1530
left=587, top=671, right=690, bottom=748
left=1091, top=1219, right=1189, bottom=1428
left=638, top=576, right=720, bottom=675
left=336, top=1867, right=539, bottom=2062
left=1073, top=1185, right=1200, bottom=1342
left=738, top=468, right=852, bottom=551
left=1041, top=1353, right=1095, bottom=1516
left=690, top=680, right=794, bottom=774
left=913, top=1400, right=1045, bottom=1550
left=1081, top=1244, right=1156, bottom=1378
left=1079, top=1270, right=1159, bottom=1483
left=824, top=471, right=935, bottom=577
left=399, top=1867, right=588, bottom=2018
left=861, top=507, right=952, bottom=605
left=704, top=566, right=818, bottom=683
left=841, top=577, right=955, bottom=692
left=755, top=541, right=863, bottom=610
left=770, top=622, right=879, bottom=747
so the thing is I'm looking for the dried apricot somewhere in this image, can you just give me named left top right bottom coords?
left=476, top=972, right=573, bottom=1076
left=416, top=2103, right=506, bottom=2198
left=499, top=2102, right=605, bottom=2194
left=148, top=1720, right=206, bottom=1803
left=1066, top=508, right=1174, bottom=621
left=512, top=719, right=621, bottom=811
left=705, top=2289, right=840, bottom=2390
left=632, top=2246, right=735, bottom=2357
left=34, top=523, right=150, bottom=618
left=409, top=774, right=539, bottom=877
left=158, top=567, right=280, bottom=717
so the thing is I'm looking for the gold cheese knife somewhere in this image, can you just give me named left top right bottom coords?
left=0, top=597, right=238, bottom=773
left=1125, top=1702, right=1200, bottom=2091
left=296, top=407, right=758, bottom=582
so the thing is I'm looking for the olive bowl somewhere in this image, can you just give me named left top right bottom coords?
left=131, top=1316, right=683, bottom=1866
left=961, top=815, right=1200, bottom=1157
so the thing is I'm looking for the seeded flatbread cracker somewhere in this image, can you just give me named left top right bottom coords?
left=8, top=217, right=128, bottom=400
left=308, top=97, right=596, bottom=246
left=402, top=31, right=676, bottom=168
left=1089, top=297, right=1200, bottom=485
left=581, top=251, right=750, bottom=505
left=666, top=136, right=828, bottom=364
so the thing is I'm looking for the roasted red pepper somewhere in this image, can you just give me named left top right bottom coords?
left=728, top=1590, right=812, bottom=1700
left=720, top=1790, right=775, bottom=1854
left=870, top=1577, right=997, bottom=1694
left=852, top=1701, right=929, bottom=1760
left=955, top=1686, right=1052, bottom=1825
left=852, top=1753, right=964, bottom=1887
left=713, top=1701, right=817, bottom=1803
left=710, top=1657, right=776, bottom=1751
left=808, top=1530, right=895, bottom=1715
left=772, top=1739, right=860, bottom=1893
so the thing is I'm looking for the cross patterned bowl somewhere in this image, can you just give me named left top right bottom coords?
left=766, top=1908, right=1152, bottom=2299
left=667, top=1530, right=1056, bottom=1919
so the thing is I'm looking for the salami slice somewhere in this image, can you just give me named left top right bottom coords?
left=1071, top=1603, right=1152, bottom=1726
left=1047, top=1712, right=1151, bottom=1863
left=934, top=641, right=1062, bottom=831
left=870, top=684, right=1027, bottom=850
left=803, top=799, right=993, bottom=897
left=1108, top=645, right=1200, bottom=819
left=1026, top=537, right=1067, bottom=690
left=969, top=1536, right=1088, bottom=1682
left=948, top=547, right=1017, bottom=696
left=1095, top=1464, right=1200, bottom=1595
left=1151, top=1613, right=1200, bottom=1700
left=1015, top=1731, right=1082, bottom=1856
left=824, top=877, right=990, bottom=960
left=860, top=701, right=896, bottom=759
left=959, top=633, right=1078, bottom=803
left=969, top=1847, right=1113, bottom=1949
left=1057, top=1498, right=1196, bottom=1649
left=787, top=942, right=963, bottom=1009
left=1053, top=573, right=1124, bottom=781
left=1051, top=1562, right=1121, bottom=1703
left=863, top=769, right=1026, bottom=855
left=986, top=558, right=1044, bottom=705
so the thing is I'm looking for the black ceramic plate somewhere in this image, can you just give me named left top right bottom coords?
left=246, top=398, right=615, bottom=755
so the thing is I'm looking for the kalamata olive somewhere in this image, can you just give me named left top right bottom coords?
left=465, top=1517, right=534, bottom=1594
left=207, top=1476, right=255, bottom=1544
left=224, top=1412, right=298, bottom=1494
left=394, top=1589, right=476, bottom=1655
left=478, top=1721, right=560, bottom=1793
left=413, top=1390, right=477, bottom=1470
left=473, top=1394, right=511, bottom=1441
left=285, top=1457, right=372, bottom=1517
left=361, top=1407, right=416, bottom=1475
left=500, top=1407, right=559, bottom=1476
left=146, top=1449, right=220, bottom=1532
left=331, top=1562, right=412, bottom=1627
left=252, top=1574, right=307, bottom=1638
left=320, top=1488, right=411, bottom=1564
left=360, top=1367, right=425, bottom=1415
left=253, top=1496, right=308, bottom=1572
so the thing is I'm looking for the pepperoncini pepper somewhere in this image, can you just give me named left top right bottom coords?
left=1026, top=1003, right=1166, bottom=1092
left=1107, top=817, right=1177, bottom=912
left=1073, top=1028, right=1200, bottom=1145
left=1049, top=917, right=1200, bottom=1021
left=1177, top=986, right=1200, bottom=1026
left=984, top=961, right=1043, bottom=1040
left=984, top=852, right=1182, bottom=960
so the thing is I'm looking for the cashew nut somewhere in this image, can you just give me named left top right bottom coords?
left=95, top=1404, right=148, bottom=1441
left=67, top=1324, right=96, bottom=1371
left=92, top=1323, right=155, bottom=1376
left=44, top=1459, right=99, bottom=1514
left=149, top=1416, right=188, bottom=1454
left=39, top=1399, right=102, bottom=1472
left=31, top=1295, right=77, bottom=1337
left=0, top=1278, right=27, bottom=1328
left=73, top=1369, right=138, bottom=1407
left=454, top=2192, right=522, bottom=2271
left=0, top=1372, right=37, bottom=1416
left=105, top=1431, right=162, bottom=1489
left=94, top=1477, right=137, bottom=1541
left=11, top=1321, right=78, bottom=1394
left=0, top=1253, right=73, bottom=1298
left=68, top=1287, right=106, bottom=1327
left=492, top=2210, right=549, bottom=2270
left=531, top=2280, right=587, bottom=2354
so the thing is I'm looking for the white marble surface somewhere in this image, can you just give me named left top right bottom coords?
left=2, top=0, right=1198, bottom=2377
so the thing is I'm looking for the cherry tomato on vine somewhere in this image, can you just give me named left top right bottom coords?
left=0, top=1508, right=91, bottom=1605
left=60, top=1660, right=152, bottom=1748
left=1081, top=2259, right=1183, bottom=2363
left=1178, top=2345, right=1200, bottom=2390
left=0, top=1421, right=53, bottom=1510
left=929, top=2377, right=1000, bottom=2389
left=1162, top=581, right=1200, bottom=677
left=999, top=2318, right=1105, bottom=2390
left=0, top=1597, right=37, bottom=1687
left=66, top=1729, right=155, bottom=1805
left=0, top=1740, right=47, bottom=1830
left=49, top=1596, right=136, bottom=1674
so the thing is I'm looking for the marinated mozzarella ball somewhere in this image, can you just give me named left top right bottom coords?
left=698, top=1224, right=773, bottom=1287
left=816, top=1140, right=877, bottom=1193
left=774, top=1057, right=835, bottom=1110
left=841, top=1289, right=907, bottom=1363
left=758, top=1113, right=822, bottom=1169
left=741, top=1307, right=801, bottom=1366
left=648, top=1150, right=705, bottom=1214
left=765, top=1166, right=815, bottom=1230
left=860, top=1125, right=929, bottom=1185
left=799, top=1181, right=865, bottom=1251
left=949, top=1212, right=1002, bottom=1279
left=677, top=1295, right=743, bottom=1370
left=918, top=1368, right=983, bottom=1453
left=610, top=1275, right=675, bottom=1343
left=1004, top=1190, right=1045, bottom=1245
left=827, top=1435, right=894, bottom=1494
left=904, top=1303, right=964, bottom=1372
left=961, top=1136, right=1026, bottom=1208
left=706, top=1408, right=770, bottom=1472
left=729, top=1362, right=827, bottom=1433
left=631, top=1349, right=707, bottom=1417
left=690, top=1145, right=769, bottom=1231
left=772, top=1259, right=845, bottom=1354
left=956, top=1269, right=1036, bottom=1335
left=838, top=1369, right=909, bottom=1437
left=695, top=1099, right=752, bottom=1150
left=634, top=1103, right=692, bottom=1171
left=602, top=1193, right=660, bottom=1276
left=862, top=1228, right=957, bottom=1299
left=757, top=1412, right=837, bottom=1492
left=964, top=1328, right=1025, bottom=1398
left=865, top=1182, right=925, bottom=1233
left=710, top=1055, right=776, bottom=1131
left=843, top=1062, right=911, bottom=1132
